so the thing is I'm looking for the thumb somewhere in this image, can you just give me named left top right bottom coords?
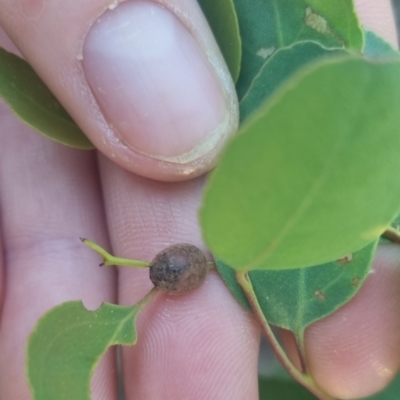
left=0, top=0, right=238, bottom=181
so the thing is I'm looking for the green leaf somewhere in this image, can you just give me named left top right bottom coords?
left=362, top=31, right=400, bottom=246
left=259, top=376, right=316, bottom=399
left=27, top=301, right=144, bottom=400
left=216, top=259, right=251, bottom=311
left=390, top=214, right=400, bottom=230
left=240, top=41, right=347, bottom=121
left=380, top=212, right=400, bottom=244
left=201, top=58, right=400, bottom=271
left=217, top=240, right=376, bottom=330
left=363, top=30, right=400, bottom=60
left=233, top=0, right=363, bottom=99
left=303, top=1, right=364, bottom=51
left=0, top=47, right=93, bottom=149
left=197, top=0, right=241, bottom=82
left=251, top=241, right=376, bottom=331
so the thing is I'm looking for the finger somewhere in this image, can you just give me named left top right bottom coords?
left=355, top=0, right=398, bottom=47
left=0, top=0, right=238, bottom=181
left=98, top=157, right=260, bottom=400
left=0, top=49, right=117, bottom=398
left=0, top=228, right=4, bottom=309
left=304, top=245, right=400, bottom=399
left=280, top=246, right=400, bottom=399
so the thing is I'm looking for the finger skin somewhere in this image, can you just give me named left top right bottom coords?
left=0, top=232, right=4, bottom=313
left=99, top=157, right=260, bottom=400
left=355, top=0, right=398, bottom=47
left=281, top=249, right=400, bottom=399
left=0, top=2, right=394, bottom=400
left=0, top=0, right=238, bottom=181
left=305, top=245, right=400, bottom=399
left=0, top=102, right=117, bottom=398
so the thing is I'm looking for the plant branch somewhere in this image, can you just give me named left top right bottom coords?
left=236, top=271, right=336, bottom=400
left=136, top=287, right=159, bottom=311
left=382, top=227, right=400, bottom=245
left=81, top=238, right=150, bottom=268
left=208, top=261, right=217, bottom=270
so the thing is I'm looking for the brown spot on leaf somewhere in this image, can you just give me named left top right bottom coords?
left=352, top=277, right=360, bottom=287
left=304, top=7, right=330, bottom=34
left=314, top=290, right=326, bottom=301
left=256, top=47, right=275, bottom=59
left=338, top=254, right=353, bottom=265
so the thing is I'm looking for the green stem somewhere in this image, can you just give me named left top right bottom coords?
left=81, top=238, right=150, bottom=268
left=208, top=261, right=217, bottom=270
left=382, top=227, right=400, bottom=245
left=295, top=330, right=308, bottom=374
left=236, top=271, right=335, bottom=400
left=136, top=287, right=159, bottom=310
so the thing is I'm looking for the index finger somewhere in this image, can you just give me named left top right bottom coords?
left=99, top=156, right=261, bottom=400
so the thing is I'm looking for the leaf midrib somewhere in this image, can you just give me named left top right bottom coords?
left=245, top=71, right=370, bottom=270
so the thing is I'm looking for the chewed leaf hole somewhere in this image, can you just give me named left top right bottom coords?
left=304, top=7, right=331, bottom=35
left=314, top=290, right=326, bottom=301
left=256, top=47, right=275, bottom=59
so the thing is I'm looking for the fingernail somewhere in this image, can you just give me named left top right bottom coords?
left=83, top=0, right=229, bottom=163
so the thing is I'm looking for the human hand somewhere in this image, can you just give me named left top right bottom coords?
left=0, top=1, right=399, bottom=399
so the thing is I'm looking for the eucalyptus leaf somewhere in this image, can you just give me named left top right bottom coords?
left=362, top=32, right=400, bottom=245
left=303, top=1, right=363, bottom=50
left=201, top=58, right=400, bottom=271
left=390, top=214, right=400, bottom=230
left=27, top=301, right=144, bottom=400
left=233, top=0, right=363, bottom=99
left=216, top=240, right=376, bottom=333
left=250, top=240, right=376, bottom=332
left=259, top=376, right=316, bottom=399
left=240, top=41, right=347, bottom=121
left=380, top=212, right=400, bottom=244
left=0, top=47, right=93, bottom=149
left=197, top=0, right=241, bottom=82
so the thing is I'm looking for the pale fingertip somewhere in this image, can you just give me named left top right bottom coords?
left=81, top=0, right=238, bottom=181
left=305, top=245, right=400, bottom=399
left=83, top=1, right=236, bottom=164
left=355, top=0, right=398, bottom=47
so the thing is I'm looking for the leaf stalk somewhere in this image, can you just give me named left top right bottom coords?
left=382, top=227, right=400, bottom=245
left=81, top=238, right=150, bottom=268
left=236, top=271, right=335, bottom=400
